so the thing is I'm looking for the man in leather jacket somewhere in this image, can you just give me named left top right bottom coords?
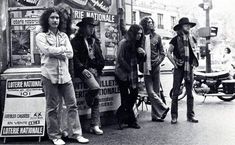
left=71, top=17, right=105, bottom=135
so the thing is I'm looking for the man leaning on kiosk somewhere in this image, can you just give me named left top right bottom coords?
left=36, top=7, right=89, bottom=145
left=71, top=17, right=105, bottom=135
left=167, top=17, right=199, bottom=124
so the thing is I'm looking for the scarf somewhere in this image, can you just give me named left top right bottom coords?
left=143, top=34, right=151, bottom=75
left=174, top=32, right=199, bottom=81
left=183, top=34, right=191, bottom=81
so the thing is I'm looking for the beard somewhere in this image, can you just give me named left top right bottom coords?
left=182, top=29, right=189, bottom=34
left=183, top=30, right=189, bottom=34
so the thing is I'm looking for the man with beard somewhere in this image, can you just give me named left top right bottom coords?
left=167, top=17, right=199, bottom=124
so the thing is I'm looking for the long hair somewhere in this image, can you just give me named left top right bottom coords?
left=75, top=25, right=99, bottom=41
left=75, top=25, right=88, bottom=37
left=126, top=24, right=144, bottom=50
left=139, top=16, right=155, bottom=35
left=39, top=7, right=66, bottom=33
left=73, top=25, right=100, bottom=49
left=56, top=4, right=73, bottom=36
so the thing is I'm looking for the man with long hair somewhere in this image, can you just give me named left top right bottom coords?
left=36, top=7, right=89, bottom=145
left=139, top=16, right=169, bottom=122
left=167, top=17, right=199, bottom=124
left=71, top=17, right=105, bottom=135
left=115, top=24, right=146, bottom=129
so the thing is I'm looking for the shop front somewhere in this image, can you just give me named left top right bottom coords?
left=0, top=0, right=128, bottom=139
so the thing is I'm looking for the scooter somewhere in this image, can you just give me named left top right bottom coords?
left=170, top=70, right=235, bottom=102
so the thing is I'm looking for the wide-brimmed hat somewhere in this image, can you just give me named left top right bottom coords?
left=76, top=17, right=98, bottom=27
left=173, top=17, right=196, bottom=31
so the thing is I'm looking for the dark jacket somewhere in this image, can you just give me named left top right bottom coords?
left=139, top=32, right=165, bottom=73
left=115, top=39, right=146, bottom=81
left=71, top=34, right=105, bottom=77
left=171, top=34, right=199, bottom=67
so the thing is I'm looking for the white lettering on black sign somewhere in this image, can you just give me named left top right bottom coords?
left=2, top=126, right=43, bottom=135
left=7, top=80, right=42, bottom=89
left=73, top=9, right=116, bottom=23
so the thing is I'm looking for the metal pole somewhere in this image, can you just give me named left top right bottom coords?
left=205, top=8, right=211, bottom=73
left=131, top=0, right=133, bottom=24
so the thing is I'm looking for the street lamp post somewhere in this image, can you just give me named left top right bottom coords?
left=205, top=8, right=211, bottom=73
left=199, top=0, right=212, bottom=73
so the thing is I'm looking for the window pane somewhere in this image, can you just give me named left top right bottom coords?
left=157, top=13, right=164, bottom=29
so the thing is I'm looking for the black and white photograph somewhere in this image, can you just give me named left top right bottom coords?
left=0, top=0, right=235, bottom=145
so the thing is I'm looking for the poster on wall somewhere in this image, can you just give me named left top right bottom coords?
left=8, top=0, right=51, bottom=7
left=55, top=0, right=116, bottom=14
left=0, top=78, right=46, bottom=137
left=11, top=30, right=32, bottom=66
left=73, top=75, right=120, bottom=115
left=104, top=23, right=118, bottom=64
left=8, top=0, right=45, bottom=66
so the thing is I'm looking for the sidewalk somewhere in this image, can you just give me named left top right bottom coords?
left=2, top=96, right=235, bottom=145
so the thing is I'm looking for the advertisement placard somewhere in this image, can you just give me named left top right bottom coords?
left=0, top=78, right=46, bottom=137
left=74, top=75, right=121, bottom=115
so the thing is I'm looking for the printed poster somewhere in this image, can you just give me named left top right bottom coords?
left=8, top=0, right=51, bottom=7
left=73, top=75, right=121, bottom=115
left=11, top=30, right=32, bottom=66
left=0, top=78, right=46, bottom=137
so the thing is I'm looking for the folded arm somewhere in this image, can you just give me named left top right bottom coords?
left=36, top=33, right=73, bottom=60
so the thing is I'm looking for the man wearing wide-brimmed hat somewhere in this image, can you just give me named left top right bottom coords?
left=167, top=17, right=199, bottom=124
left=71, top=17, right=105, bottom=135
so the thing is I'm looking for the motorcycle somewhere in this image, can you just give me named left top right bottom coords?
left=170, top=70, right=235, bottom=102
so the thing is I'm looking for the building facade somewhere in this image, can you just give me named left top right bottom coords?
left=132, top=0, right=179, bottom=40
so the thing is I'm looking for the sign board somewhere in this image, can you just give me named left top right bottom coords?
left=73, top=9, right=117, bottom=23
left=10, top=10, right=117, bottom=26
left=11, top=18, right=40, bottom=26
left=198, top=27, right=218, bottom=38
left=14, top=0, right=40, bottom=6
left=0, top=78, right=46, bottom=137
left=198, top=27, right=211, bottom=37
left=73, top=75, right=120, bottom=115
left=60, top=75, right=121, bottom=131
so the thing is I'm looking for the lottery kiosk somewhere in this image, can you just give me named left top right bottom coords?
left=0, top=0, right=131, bottom=142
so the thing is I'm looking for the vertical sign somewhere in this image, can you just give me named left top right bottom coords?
left=0, top=78, right=46, bottom=137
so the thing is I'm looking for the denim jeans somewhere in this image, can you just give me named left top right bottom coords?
left=41, top=76, right=82, bottom=140
left=171, top=66, right=195, bottom=119
left=144, top=66, right=168, bottom=120
left=82, top=71, right=101, bottom=127
left=116, top=77, right=138, bottom=124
